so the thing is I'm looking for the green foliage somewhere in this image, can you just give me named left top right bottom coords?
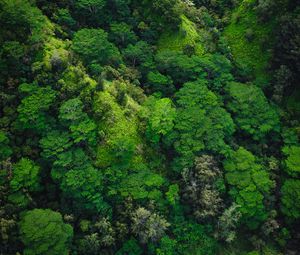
left=131, top=207, right=170, bottom=243
left=40, top=130, right=73, bottom=160
left=280, top=179, right=300, bottom=219
left=72, top=28, right=121, bottom=66
left=51, top=148, right=90, bottom=179
left=0, top=41, right=25, bottom=75
left=93, top=81, right=141, bottom=168
left=156, top=236, right=177, bottom=255
left=109, top=22, right=137, bottom=47
left=158, top=15, right=205, bottom=55
left=60, top=166, right=109, bottom=214
left=17, top=83, right=56, bottom=130
left=173, top=221, right=217, bottom=255
left=1, top=0, right=299, bottom=254
left=122, top=41, right=154, bottom=71
left=116, top=238, right=143, bottom=255
left=223, top=0, right=275, bottom=85
left=118, top=169, right=165, bottom=200
left=10, top=158, right=40, bottom=193
left=282, top=145, right=300, bottom=177
left=74, top=0, right=106, bottom=14
left=216, top=203, right=242, bottom=243
left=59, top=98, right=97, bottom=145
left=172, top=80, right=234, bottom=169
left=49, top=146, right=109, bottom=214
left=19, top=209, right=73, bottom=255
left=226, top=81, right=280, bottom=140
left=142, top=97, right=176, bottom=144
left=136, top=0, right=182, bottom=31
left=57, top=64, right=97, bottom=105
left=182, top=155, right=224, bottom=220
left=166, top=184, right=179, bottom=206
left=155, top=51, right=204, bottom=85
left=224, top=147, right=274, bottom=228
left=0, top=0, right=54, bottom=44
left=59, top=98, right=85, bottom=123
left=53, top=8, right=76, bottom=28
left=0, top=131, right=12, bottom=160
left=146, top=71, right=174, bottom=96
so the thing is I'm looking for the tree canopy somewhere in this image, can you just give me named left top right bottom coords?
left=19, top=209, right=73, bottom=255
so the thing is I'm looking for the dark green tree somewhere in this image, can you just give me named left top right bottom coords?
left=0, top=131, right=12, bottom=160
left=10, top=158, right=40, bottom=193
left=280, top=179, right=300, bottom=220
left=109, top=22, right=137, bottom=47
left=72, top=28, right=121, bottom=66
left=223, top=147, right=274, bottom=228
left=19, top=209, right=73, bottom=255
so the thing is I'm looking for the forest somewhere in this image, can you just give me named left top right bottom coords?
left=0, top=0, right=300, bottom=254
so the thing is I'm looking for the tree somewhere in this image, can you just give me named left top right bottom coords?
left=146, top=71, right=175, bottom=96
left=53, top=8, right=76, bottom=29
left=156, top=236, right=177, bottom=255
left=223, top=147, right=274, bottom=228
left=166, top=184, right=179, bottom=206
left=182, top=155, right=224, bottom=221
left=50, top=147, right=109, bottom=214
left=131, top=207, right=170, bottom=243
left=109, top=22, right=137, bottom=48
left=155, top=51, right=203, bottom=85
left=59, top=166, right=109, bottom=214
left=59, top=98, right=97, bottom=145
left=0, top=0, right=54, bottom=44
left=171, top=80, right=235, bottom=170
left=282, top=145, right=300, bottom=177
left=93, top=84, right=141, bottom=168
left=215, top=203, right=242, bottom=243
left=135, top=0, right=182, bottom=31
left=72, top=28, right=121, bottom=66
left=116, top=238, right=143, bottom=255
left=10, top=158, right=40, bottom=193
left=226, top=82, right=280, bottom=140
left=122, top=41, right=154, bottom=72
left=280, top=179, right=300, bottom=219
left=274, top=12, right=300, bottom=83
left=118, top=169, right=165, bottom=201
left=39, top=130, right=73, bottom=160
left=0, top=131, right=12, bottom=160
left=17, top=83, right=56, bottom=131
left=141, top=97, right=176, bottom=144
left=59, top=98, right=85, bottom=124
left=74, top=0, right=106, bottom=15
left=19, top=209, right=73, bottom=255
left=173, top=220, right=217, bottom=255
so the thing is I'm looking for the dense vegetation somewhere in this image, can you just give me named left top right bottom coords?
left=0, top=0, right=299, bottom=254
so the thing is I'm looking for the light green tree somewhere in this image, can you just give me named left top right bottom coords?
left=142, top=97, right=176, bottom=144
left=10, top=158, right=40, bottom=193
left=223, top=147, right=274, bottom=229
left=226, top=82, right=280, bottom=140
left=171, top=80, right=235, bottom=169
left=17, top=83, right=56, bottom=130
left=282, top=145, right=300, bottom=177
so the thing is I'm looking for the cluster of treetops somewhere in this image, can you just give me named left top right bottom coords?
left=0, top=0, right=300, bottom=254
